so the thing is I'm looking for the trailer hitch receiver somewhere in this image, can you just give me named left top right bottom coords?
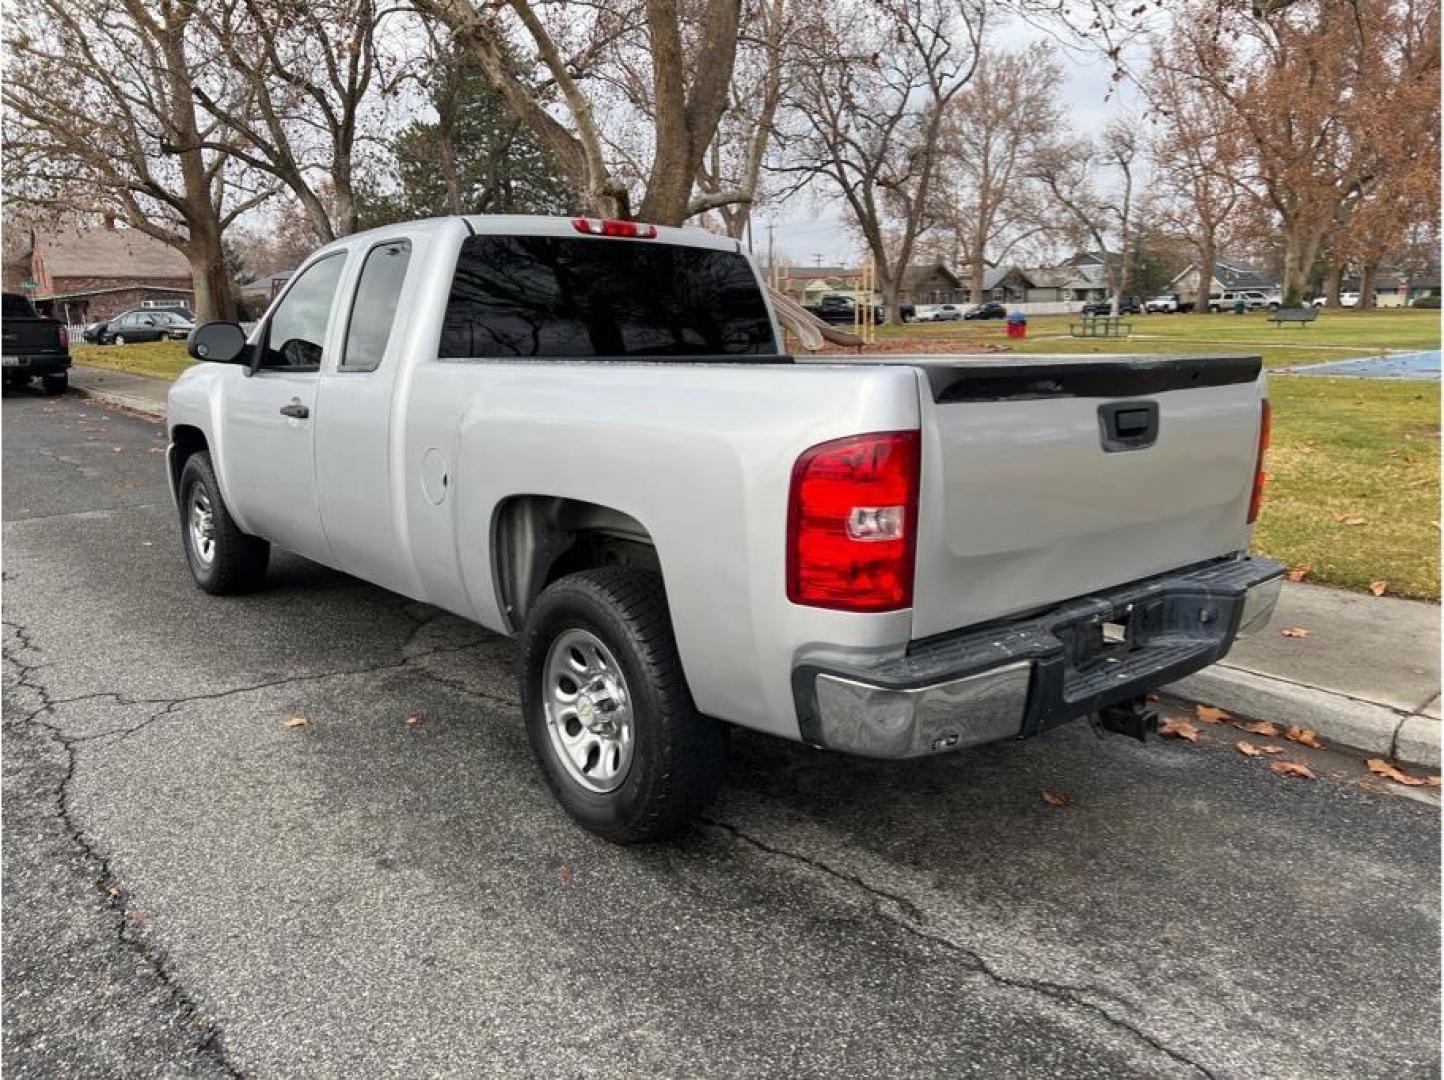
left=1095, top=697, right=1158, bottom=743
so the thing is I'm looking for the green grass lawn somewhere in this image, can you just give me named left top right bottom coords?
left=878, top=308, right=1441, bottom=368
left=74, top=316, right=1440, bottom=599
left=1254, top=374, right=1439, bottom=600
left=73, top=341, right=195, bottom=380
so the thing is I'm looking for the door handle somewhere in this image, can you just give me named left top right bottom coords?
left=279, top=399, right=310, bottom=419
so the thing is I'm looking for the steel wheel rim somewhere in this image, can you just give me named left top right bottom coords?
left=188, top=488, right=215, bottom=567
left=542, top=628, right=634, bottom=793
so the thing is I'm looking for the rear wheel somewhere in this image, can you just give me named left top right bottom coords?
left=178, top=451, right=269, bottom=594
left=520, top=568, right=725, bottom=842
left=41, top=373, right=67, bottom=396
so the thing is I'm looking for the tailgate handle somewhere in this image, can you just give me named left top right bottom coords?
left=1098, top=401, right=1159, bottom=452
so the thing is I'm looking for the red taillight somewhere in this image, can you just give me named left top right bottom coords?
left=571, top=217, right=659, bottom=239
left=787, top=430, right=920, bottom=612
left=1248, top=399, right=1271, bottom=524
left=58, top=325, right=69, bottom=348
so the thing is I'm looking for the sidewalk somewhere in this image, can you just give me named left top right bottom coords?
left=1171, top=582, right=1440, bottom=767
left=67, top=363, right=1441, bottom=766
left=70, top=364, right=169, bottom=417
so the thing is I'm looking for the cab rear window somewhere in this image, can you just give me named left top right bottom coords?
left=439, top=235, right=776, bottom=359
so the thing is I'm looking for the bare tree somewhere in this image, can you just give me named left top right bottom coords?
left=189, top=0, right=391, bottom=242
left=1146, top=36, right=1247, bottom=311
left=1033, top=122, right=1149, bottom=314
left=1162, top=0, right=1435, bottom=305
left=415, top=0, right=749, bottom=224
left=4, top=0, right=267, bottom=318
left=694, top=0, right=791, bottom=238
left=936, top=43, right=1061, bottom=304
left=782, top=0, right=985, bottom=322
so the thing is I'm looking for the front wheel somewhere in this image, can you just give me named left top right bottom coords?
left=520, top=568, right=725, bottom=843
left=178, top=451, right=269, bottom=594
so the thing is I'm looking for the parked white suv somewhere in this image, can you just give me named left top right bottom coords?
left=1209, top=291, right=1281, bottom=312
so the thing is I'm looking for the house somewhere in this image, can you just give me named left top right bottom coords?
left=1167, top=257, right=1280, bottom=306
left=1014, top=263, right=1110, bottom=303
left=2, top=219, right=193, bottom=324
left=775, top=262, right=966, bottom=306
left=956, top=265, right=1034, bottom=304
left=1336, top=272, right=1440, bottom=307
left=237, top=272, right=293, bottom=318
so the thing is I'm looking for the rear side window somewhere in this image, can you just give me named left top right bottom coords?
left=342, top=240, right=411, bottom=372
left=439, top=235, right=775, bottom=359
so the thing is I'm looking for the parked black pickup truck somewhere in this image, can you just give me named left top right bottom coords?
left=3, top=292, right=71, bottom=395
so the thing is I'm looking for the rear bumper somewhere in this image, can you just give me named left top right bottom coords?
left=2, top=354, right=72, bottom=377
left=793, top=555, right=1284, bottom=759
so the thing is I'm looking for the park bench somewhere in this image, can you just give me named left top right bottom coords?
left=1068, top=315, right=1132, bottom=339
left=1270, top=306, right=1318, bottom=327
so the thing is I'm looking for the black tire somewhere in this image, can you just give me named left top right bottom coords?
left=519, top=568, right=725, bottom=843
left=178, top=450, right=269, bottom=594
left=41, top=373, right=67, bottom=396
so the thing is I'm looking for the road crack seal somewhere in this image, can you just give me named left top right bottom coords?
left=703, top=817, right=1218, bottom=1079
left=3, top=616, right=244, bottom=1077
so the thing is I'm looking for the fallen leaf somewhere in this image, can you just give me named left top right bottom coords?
left=404, top=712, right=425, bottom=726
left=1040, top=789, right=1071, bottom=807
left=1258, top=745, right=1286, bottom=755
left=1369, top=580, right=1387, bottom=597
left=1281, top=626, right=1310, bottom=638
left=1159, top=717, right=1199, bottom=742
left=148, top=446, right=164, bottom=454
left=140, top=541, right=153, bottom=548
left=1331, top=514, right=1367, bottom=526
left=282, top=714, right=308, bottom=729
left=1285, top=726, right=1323, bottom=749
left=559, top=866, right=574, bottom=886
left=1432, top=520, right=1441, bottom=531
left=1235, top=720, right=1280, bottom=737
left=1270, top=760, right=1316, bottom=780
left=1429, top=776, right=1442, bottom=787
left=1366, top=758, right=1427, bottom=786
left=107, top=885, right=122, bottom=898
left=1195, top=704, right=1233, bottom=724
left=1235, top=740, right=1263, bottom=757
left=131, top=911, right=151, bottom=922
left=1287, top=564, right=1311, bottom=582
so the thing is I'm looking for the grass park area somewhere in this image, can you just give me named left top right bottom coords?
left=73, top=308, right=1441, bottom=598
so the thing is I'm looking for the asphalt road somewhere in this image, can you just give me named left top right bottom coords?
left=3, top=388, right=1439, bottom=1078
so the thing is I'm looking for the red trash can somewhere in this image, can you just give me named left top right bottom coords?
left=1006, top=311, right=1027, bottom=339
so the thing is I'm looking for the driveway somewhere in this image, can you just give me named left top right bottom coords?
left=3, top=390, right=1439, bottom=1078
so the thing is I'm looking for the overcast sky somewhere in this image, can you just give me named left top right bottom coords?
left=756, top=17, right=1146, bottom=267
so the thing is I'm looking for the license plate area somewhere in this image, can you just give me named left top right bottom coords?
left=1058, top=606, right=1140, bottom=677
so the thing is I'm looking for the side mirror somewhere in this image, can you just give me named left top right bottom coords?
left=187, top=321, right=249, bottom=364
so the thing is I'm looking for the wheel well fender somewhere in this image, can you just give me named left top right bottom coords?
left=168, top=424, right=209, bottom=500
left=492, top=496, right=659, bottom=631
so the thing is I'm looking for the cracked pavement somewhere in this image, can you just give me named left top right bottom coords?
left=3, top=389, right=1439, bottom=1078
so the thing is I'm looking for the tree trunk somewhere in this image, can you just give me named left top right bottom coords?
left=1359, top=262, right=1378, bottom=309
left=186, top=225, right=235, bottom=322
left=969, top=238, right=987, bottom=306
left=1281, top=217, right=1327, bottom=308
left=1323, top=263, right=1343, bottom=307
left=882, top=277, right=903, bottom=327
left=1197, top=238, right=1216, bottom=314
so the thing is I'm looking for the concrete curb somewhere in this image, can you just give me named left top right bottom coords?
left=1170, top=663, right=1440, bottom=768
left=71, top=385, right=165, bottom=419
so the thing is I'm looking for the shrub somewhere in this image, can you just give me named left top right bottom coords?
left=1411, top=295, right=1440, bottom=309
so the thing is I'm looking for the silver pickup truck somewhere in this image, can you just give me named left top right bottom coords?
left=167, top=215, right=1282, bottom=841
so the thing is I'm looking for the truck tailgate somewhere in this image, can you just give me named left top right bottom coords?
left=907, top=354, right=1266, bottom=639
